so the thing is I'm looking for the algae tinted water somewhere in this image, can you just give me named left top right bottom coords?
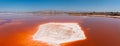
left=0, top=14, right=120, bottom=46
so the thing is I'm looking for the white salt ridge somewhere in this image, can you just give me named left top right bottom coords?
left=33, top=23, right=86, bottom=46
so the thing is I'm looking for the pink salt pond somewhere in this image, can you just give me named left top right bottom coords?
left=0, top=14, right=120, bottom=46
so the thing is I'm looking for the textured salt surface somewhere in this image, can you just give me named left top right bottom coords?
left=33, top=23, right=86, bottom=46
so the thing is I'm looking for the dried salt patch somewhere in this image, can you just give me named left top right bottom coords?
left=33, top=23, right=86, bottom=46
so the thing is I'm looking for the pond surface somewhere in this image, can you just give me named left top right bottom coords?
left=0, top=14, right=120, bottom=46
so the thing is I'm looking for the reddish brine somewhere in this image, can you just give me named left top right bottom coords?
left=0, top=14, right=120, bottom=46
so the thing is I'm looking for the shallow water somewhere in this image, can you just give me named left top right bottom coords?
left=0, top=14, right=120, bottom=46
